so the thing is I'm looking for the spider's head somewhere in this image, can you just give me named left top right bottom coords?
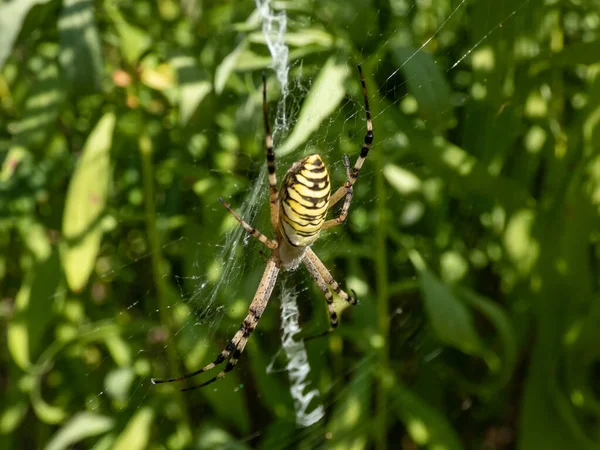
left=278, top=153, right=330, bottom=248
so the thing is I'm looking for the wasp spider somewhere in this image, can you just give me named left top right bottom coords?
left=152, top=65, right=373, bottom=391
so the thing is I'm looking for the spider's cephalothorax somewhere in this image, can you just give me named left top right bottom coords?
left=152, top=65, right=373, bottom=391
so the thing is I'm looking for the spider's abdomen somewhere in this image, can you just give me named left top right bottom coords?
left=279, top=154, right=330, bottom=247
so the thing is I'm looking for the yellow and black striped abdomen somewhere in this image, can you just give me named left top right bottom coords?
left=279, top=154, right=330, bottom=247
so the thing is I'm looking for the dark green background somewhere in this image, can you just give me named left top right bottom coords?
left=2, top=0, right=600, bottom=449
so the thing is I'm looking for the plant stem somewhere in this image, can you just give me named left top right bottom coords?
left=374, top=107, right=390, bottom=450
left=139, top=134, right=192, bottom=438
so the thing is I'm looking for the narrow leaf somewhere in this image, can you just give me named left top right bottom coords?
left=410, top=250, right=483, bottom=356
left=105, top=4, right=150, bottom=65
left=44, top=412, right=114, bottom=450
left=0, top=0, right=53, bottom=70
left=214, top=40, right=247, bottom=95
left=11, top=58, right=64, bottom=149
left=392, top=47, right=453, bottom=131
left=61, top=113, right=115, bottom=292
left=279, top=58, right=348, bottom=157
left=112, top=407, right=153, bottom=450
left=58, top=0, right=103, bottom=94
left=7, top=250, right=60, bottom=370
left=171, top=54, right=212, bottom=125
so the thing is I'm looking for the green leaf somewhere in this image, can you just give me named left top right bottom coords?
left=391, top=384, right=465, bottom=450
left=44, top=412, right=114, bottom=450
left=504, top=209, right=540, bottom=276
left=16, top=218, right=52, bottom=263
left=0, top=0, right=53, bottom=71
left=458, top=286, right=518, bottom=391
left=409, top=250, right=483, bottom=356
left=112, top=407, right=153, bottom=450
left=7, top=249, right=61, bottom=370
left=279, top=57, right=348, bottom=157
left=391, top=46, right=453, bottom=131
left=58, top=0, right=103, bottom=94
left=104, top=367, right=135, bottom=403
left=10, top=57, right=64, bottom=149
left=214, top=40, right=247, bottom=95
left=247, top=29, right=334, bottom=48
left=105, top=2, right=151, bottom=65
left=0, top=393, right=28, bottom=434
left=171, top=54, right=212, bottom=125
left=61, top=112, right=115, bottom=292
left=384, top=163, right=422, bottom=195
left=196, top=424, right=250, bottom=450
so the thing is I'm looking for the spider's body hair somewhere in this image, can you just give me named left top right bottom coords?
left=279, top=154, right=330, bottom=249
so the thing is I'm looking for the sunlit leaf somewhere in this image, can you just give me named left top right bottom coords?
left=0, top=394, right=28, bottom=434
left=112, top=407, right=153, bottom=450
left=384, top=163, right=422, bottom=195
left=0, top=0, right=53, bottom=70
left=171, top=54, right=212, bottom=125
left=215, top=40, right=247, bottom=95
left=105, top=3, right=151, bottom=65
left=140, top=62, right=175, bottom=91
left=504, top=209, right=539, bottom=275
left=279, top=57, right=348, bottom=157
left=104, top=367, right=135, bottom=403
left=58, top=0, right=103, bottom=94
left=44, top=412, right=114, bottom=450
left=196, top=424, right=249, bottom=450
left=61, top=113, right=115, bottom=292
left=247, top=29, right=334, bottom=48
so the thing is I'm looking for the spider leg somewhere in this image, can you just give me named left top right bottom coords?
left=155, top=257, right=280, bottom=391
left=322, top=155, right=353, bottom=230
left=329, top=64, right=373, bottom=207
left=304, top=248, right=357, bottom=305
left=302, top=254, right=337, bottom=337
left=218, top=198, right=278, bottom=249
left=262, top=74, right=279, bottom=232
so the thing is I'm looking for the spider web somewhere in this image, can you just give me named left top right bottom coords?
left=32, top=0, right=542, bottom=448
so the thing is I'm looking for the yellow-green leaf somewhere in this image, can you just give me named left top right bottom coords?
left=44, top=412, right=114, bottom=450
left=112, top=407, right=153, bottom=450
left=279, top=57, right=347, bottom=157
left=61, top=113, right=115, bottom=292
left=7, top=250, right=61, bottom=370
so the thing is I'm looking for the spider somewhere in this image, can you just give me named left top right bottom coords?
left=151, top=65, right=373, bottom=391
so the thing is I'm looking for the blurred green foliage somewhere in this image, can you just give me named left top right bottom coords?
left=1, top=0, right=600, bottom=449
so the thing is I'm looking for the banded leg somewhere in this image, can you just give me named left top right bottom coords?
left=303, top=255, right=338, bottom=336
left=322, top=155, right=353, bottom=230
left=218, top=198, right=278, bottom=249
left=304, top=248, right=357, bottom=305
left=262, top=74, right=279, bottom=232
left=151, top=258, right=280, bottom=391
left=329, top=64, right=373, bottom=207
